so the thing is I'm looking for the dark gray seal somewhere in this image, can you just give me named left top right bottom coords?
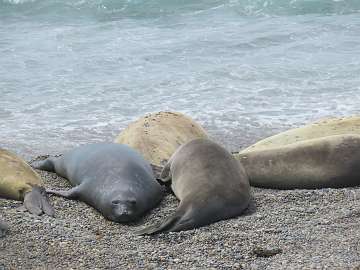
left=33, top=143, right=163, bottom=223
left=0, top=219, right=9, bottom=238
left=137, top=138, right=250, bottom=235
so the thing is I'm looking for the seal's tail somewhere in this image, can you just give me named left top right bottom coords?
left=136, top=204, right=196, bottom=235
left=23, top=185, right=55, bottom=217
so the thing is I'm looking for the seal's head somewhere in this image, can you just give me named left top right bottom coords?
left=110, top=198, right=138, bottom=222
left=102, top=191, right=140, bottom=223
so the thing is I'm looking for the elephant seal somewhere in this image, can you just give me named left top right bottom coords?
left=33, top=143, right=163, bottom=223
left=0, top=148, right=54, bottom=216
left=137, top=138, right=250, bottom=235
left=240, top=115, right=360, bottom=153
left=115, top=111, right=208, bottom=168
left=237, top=134, right=360, bottom=189
left=0, top=219, right=9, bottom=238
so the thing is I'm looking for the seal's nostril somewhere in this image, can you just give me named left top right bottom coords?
left=111, top=208, right=135, bottom=223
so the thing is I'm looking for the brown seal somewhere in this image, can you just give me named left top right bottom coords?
left=137, top=138, right=250, bottom=235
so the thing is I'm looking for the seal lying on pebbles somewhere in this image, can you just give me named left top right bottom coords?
left=137, top=138, right=250, bottom=235
left=0, top=148, right=54, bottom=216
left=115, top=111, right=208, bottom=169
left=0, top=219, right=9, bottom=237
left=33, top=143, right=163, bottom=223
left=237, top=135, right=360, bottom=189
left=241, top=115, right=360, bottom=153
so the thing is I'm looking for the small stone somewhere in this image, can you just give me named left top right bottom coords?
left=253, top=247, right=282, bottom=258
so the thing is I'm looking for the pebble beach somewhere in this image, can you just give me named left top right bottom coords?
left=1, top=154, right=360, bottom=269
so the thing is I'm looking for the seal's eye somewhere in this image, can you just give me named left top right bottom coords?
left=112, top=199, right=136, bottom=207
left=112, top=200, right=121, bottom=205
left=128, top=199, right=136, bottom=205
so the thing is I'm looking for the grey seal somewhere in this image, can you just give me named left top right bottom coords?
left=237, top=134, right=360, bottom=189
left=33, top=143, right=164, bottom=223
left=137, top=138, right=250, bottom=235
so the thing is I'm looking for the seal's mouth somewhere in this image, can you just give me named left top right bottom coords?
left=110, top=209, right=137, bottom=223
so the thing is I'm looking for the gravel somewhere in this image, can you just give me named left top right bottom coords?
left=1, top=156, right=360, bottom=269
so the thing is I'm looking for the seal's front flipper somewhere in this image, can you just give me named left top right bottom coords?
left=46, top=185, right=81, bottom=200
left=0, top=220, right=9, bottom=238
left=150, top=164, right=163, bottom=180
left=158, top=160, right=172, bottom=185
left=23, top=185, right=55, bottom=217
left=32, top=157, right=57, bottom=172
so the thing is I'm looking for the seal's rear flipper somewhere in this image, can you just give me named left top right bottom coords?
left=136, top=203, right=196, bottom=235
left=46, top=185, right=81, bottom=200
left=136, top=213, right=181, bottom=236
left=0, top=220, right=9, bottom=238
left=32, top=158, right=56, bottom=172
left=23, top=185, right=55, bottom=217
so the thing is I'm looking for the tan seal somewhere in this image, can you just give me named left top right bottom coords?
left=237, top=134, right=360, bottom=189
left=137, top=138, right=250, bottom=235
left=240, top=115, right=360, bottom=153
left=115, top=111, right=208, bottom=167
left=0, top=148, right=54, bottom=216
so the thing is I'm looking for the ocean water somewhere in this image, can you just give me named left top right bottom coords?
left=1, top=0, right=360, bottom=158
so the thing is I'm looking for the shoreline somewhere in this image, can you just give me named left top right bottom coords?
left=1, top=154, right=360, bottom=269
left=0, top=122, right=292, bottom=162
